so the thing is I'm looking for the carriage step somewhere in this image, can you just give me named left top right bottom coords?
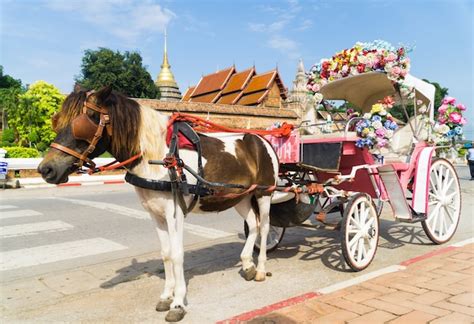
left=397, top=213, right=427, bottom=223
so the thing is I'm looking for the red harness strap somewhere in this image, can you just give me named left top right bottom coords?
left=167, top=113, right=294, bottom=138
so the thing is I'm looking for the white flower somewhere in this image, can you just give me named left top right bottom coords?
left=363, top=113, right=372, bottom=119
left=313, top=93, right=324, bottom=104
left=418, top=105, right=427, bottom=114
left=372, top=120, right=383, bottom=129
left=379, top=109, right=387, bottom=116
left=385, top=129, right=394, bottom=138
left=368, top=131, right=375, bottom=138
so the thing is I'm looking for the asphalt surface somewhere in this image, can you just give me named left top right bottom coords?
left=0, top=166, right=472, bottom=322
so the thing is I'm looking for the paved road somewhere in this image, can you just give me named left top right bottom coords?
left=0, top=166, right=472, bottom=322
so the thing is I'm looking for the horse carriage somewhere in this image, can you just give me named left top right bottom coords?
left=254, top=70, right=461, bottom=271
left=39, top=41, right=462, bottom=321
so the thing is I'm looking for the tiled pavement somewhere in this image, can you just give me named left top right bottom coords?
left=222, top=243, right=474, bottom=323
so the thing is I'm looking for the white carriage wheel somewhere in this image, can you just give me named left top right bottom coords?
left=422, top=158, right=461, bottom=244
left=244, top=222, right=285, bottom=253
left=341, top=193, right=379, bottom=271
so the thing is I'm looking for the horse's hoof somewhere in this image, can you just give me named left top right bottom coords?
left=156, top=298, right=173, bottom=312
left=165, top=306, right=186, bottom=322
left=255, top=271, right=266, bottom=282
left=242, top=266, right=257, bottom=281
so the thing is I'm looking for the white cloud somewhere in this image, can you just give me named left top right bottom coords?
left=297, top=19, right=313, bottom=31
left=268, top=36, right=299, bottom=59
left=43, top=0, right=175, bottom=42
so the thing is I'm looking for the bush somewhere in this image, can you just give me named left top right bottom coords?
left=0, top=128, right=15, bottom=147
left=2, top=146, right=41, bottom=158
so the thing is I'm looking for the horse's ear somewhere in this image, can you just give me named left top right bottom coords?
left=95, top=86, right=113, bottom=103
left=73, top=83, right=86, bottom=93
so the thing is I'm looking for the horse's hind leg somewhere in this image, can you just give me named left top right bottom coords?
left=235, top=197, right=258, bottom=281
left=153, top=216, right=175, bottom=312
left=255, top=195, right=271, bottom=282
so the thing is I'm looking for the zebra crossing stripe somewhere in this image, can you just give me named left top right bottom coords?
left=0, top=221, right=73, bottom=238
left=0, top=238, right=127, bottom=271
left=0, top=209, right=42, bottom=219
left=52, top=197, right=233, bottom=239
left=0, top=205, right=17, bottom=210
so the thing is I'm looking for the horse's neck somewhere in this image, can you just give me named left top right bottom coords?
left=131, top=105, right=168, bottom=179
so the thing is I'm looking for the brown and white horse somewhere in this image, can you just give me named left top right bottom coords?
left=38, top=87, right=279, bottom=322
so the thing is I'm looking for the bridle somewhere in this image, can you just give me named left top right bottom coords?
left=51, top=91, right=112, bottom=171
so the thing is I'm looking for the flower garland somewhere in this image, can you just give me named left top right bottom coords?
left=432, top=96, right=467, bottom=143
left=355, top=96, right=399, bottom=149
left=307, top=40, right=412, bottom=103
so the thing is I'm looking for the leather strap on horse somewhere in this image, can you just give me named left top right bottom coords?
left=50, top=143, right=97, bottom=169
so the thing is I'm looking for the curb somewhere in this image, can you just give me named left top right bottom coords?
left=217, top=238, right=474, bottom=323
left=17, top=175, right=126, bottom=189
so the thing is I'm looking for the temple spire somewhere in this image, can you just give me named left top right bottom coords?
left=155, top=29, right=182, bottom=101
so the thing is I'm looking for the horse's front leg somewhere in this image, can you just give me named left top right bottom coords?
left=255, top=196, right=271, bottom=282
left=235, top=197, right=258, bottom=281
left=164, top=202, right=187, bottom=322
left=153, top=216, right=175, bottom=312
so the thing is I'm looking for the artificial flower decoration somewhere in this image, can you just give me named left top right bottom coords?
left=355, top=96, right=399, bottom=149
left=432, top=97, right=467, bottom=143
left=307, top=40, right=412, bottom=102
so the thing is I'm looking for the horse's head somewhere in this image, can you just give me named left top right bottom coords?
left=38, top=85, right=141, bottom=184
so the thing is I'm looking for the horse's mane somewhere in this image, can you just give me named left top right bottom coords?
left=58, top=89, right=141, bottom=161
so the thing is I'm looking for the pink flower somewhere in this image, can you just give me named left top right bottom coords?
left=438, top=104, right=449, bottom=114
left=438, top=116, right=447, bottom=124
left=442, top=96, right=456, bottom=105
left=386, top=52, right=397, bottom=62
left=399, top=69, right=407, bottom=77
left=460, top=117, right=467, bottom=125
left=375, top=128, right=386, bottom=137
left=456, top=103, right=466, bottom=111
left=306, top=84, right=313, bottom=91
left=377, top=138, right=388, bottom=148
left=391, top=66, right=401, bottom=75
left=311, top=83, right=321, bottom=92
left=449, top=112, right=462, bottom=124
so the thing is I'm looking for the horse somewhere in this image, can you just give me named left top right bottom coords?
left=38, top=86, right=279, bottom=322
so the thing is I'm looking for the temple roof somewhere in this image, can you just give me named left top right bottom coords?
left=191, top=66, right=235, bottom=98
left=183, top=66, right=286, bottom=106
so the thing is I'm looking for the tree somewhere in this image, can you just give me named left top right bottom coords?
left=0, top=66, right=24, bottom=131
left=76, top=48, right=158, bottom=98
left=8, top=81, right=64, bottom=151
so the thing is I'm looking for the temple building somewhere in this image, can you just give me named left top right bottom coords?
left=155, top=31, right=182, bottom=101
left=286, top=59, right=316, bottom=117
left=182, top=66, right=287, bottom=108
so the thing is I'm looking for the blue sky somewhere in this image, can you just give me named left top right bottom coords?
left=1, top=0, right=473, bottom=138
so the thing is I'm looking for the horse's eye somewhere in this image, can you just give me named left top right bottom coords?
left=52, top=113, right=60, bottom=133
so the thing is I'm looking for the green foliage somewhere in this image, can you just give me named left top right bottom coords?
left=76, top=48, right=158, bottom=98
left=390, top=104, right=415, bottom=123
left=2, top=146, right=41, bottom=158
left=7, top=81, right=64, bottom=150
left=1, top=128, right=15, bottom=146
left=0, top=66, right=22, bottom=89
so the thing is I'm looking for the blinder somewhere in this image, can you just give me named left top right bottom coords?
left=50, top=91, right=112, bottom=170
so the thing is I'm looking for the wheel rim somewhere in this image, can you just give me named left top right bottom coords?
left=345, top=197, right=378, bottom=269
left=425, top=160, right=461, bottom=242
left=255, top=225, right=284, bottom=250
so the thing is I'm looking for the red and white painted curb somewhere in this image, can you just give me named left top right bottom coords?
left=19, top=175, right=125, bottom=189
left=217, top=237, right=474, bottom=324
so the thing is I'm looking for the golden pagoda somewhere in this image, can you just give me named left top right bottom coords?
left=155, top=30, right=182, bottom=101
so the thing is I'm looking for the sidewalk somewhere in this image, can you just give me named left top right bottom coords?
left=221, top=242, right=474, bottom=324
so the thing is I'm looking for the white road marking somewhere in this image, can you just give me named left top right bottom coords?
left=0, top=221, right=73, bottom=238
left=0, top=205, right=17, bottom=210
left=0, top=238, right=127, bottom=271
left=317, top=265, right=406, bottom=294
left=451, top=238, right=474, bottom=247
left=0, top=209, right=42, bottom=219
left=52, top=197, right=233, bottom=240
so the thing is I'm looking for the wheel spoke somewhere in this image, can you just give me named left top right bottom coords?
left=438, top=207, right=444, bottom=236
left=430, top=177, right=438, bottom=195
left=443, top=205, right=455, bottom=226
left=429, top=203, right=441, bottom=229
left=443, top=178, right=454, bottom=194
left=357, top=238, right=363, bottom=262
